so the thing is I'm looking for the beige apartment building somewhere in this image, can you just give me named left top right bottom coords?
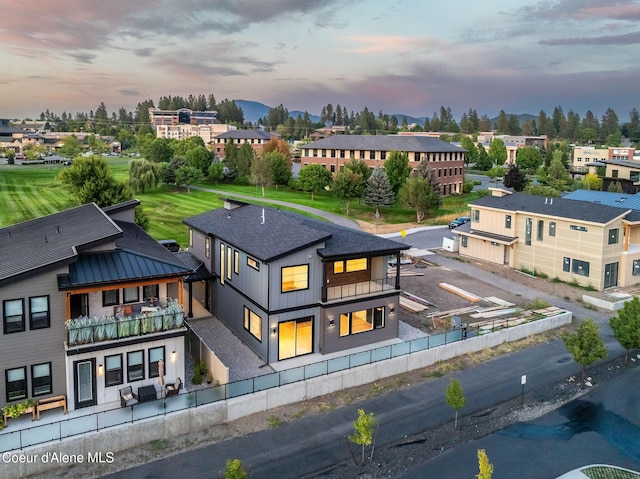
left=155, top=123, right=235, bottom=143
left=212, top=130, right=279, bottom=158
left=300, top=135, right=466, bottom=195
left=572, top=146, right=636, bottom=173
left=455, top=188, right=640, bottom=290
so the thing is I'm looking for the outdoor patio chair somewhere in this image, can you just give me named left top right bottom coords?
left=119, top=386, right=139, bottom=407
left=164, top=377, right=182, bottom=397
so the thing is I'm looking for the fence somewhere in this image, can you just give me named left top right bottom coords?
left=0, top=328, right=463, bottom=453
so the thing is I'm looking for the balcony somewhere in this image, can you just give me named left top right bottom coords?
left=324, top=278, right=395, bottom=302
left=66, top=301, right=185, bottom=347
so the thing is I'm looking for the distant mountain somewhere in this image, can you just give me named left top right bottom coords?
left=389, top=114, right=427, bottom=126
left=234, top=100, right=320, bottom=124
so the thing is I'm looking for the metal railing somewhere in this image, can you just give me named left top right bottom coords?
left=0, top=328, right=463, bottom=453
left=324, top=277, right=395, bottom=302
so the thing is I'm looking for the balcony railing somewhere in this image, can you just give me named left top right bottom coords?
left=324, top=277, right=395, bottom=302
left=66, top=302, right=185, bottom=347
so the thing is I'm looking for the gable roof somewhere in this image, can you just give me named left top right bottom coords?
left=303, top=135, right=466, bottom=153
left=184, top=204, right=408, bottom=263
left=0, top=203, right=122, bottom=285
left=470, top=193, right=630, bottom=224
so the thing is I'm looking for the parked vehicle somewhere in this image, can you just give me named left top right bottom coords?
left=448, top=216, right=470, bottom=229
left=159, top=239, right=180, bottom=252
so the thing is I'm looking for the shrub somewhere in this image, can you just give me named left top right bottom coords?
left=192, top=368, right=202, bottom=385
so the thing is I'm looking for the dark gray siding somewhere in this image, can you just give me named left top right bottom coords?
left=0, top=267, right=67, bottom=407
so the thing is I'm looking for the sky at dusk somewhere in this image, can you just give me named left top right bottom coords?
left=1, top=0, right=639, bottom=121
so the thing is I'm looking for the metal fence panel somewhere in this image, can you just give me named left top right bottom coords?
left=305, top=362, right=327, bottom=379
left=21, top=423, right=60, bottom=448
left=350, top=351, right=370, bottom=368
left=280, top=366, right=304, bottom=385
left=371, top=346, right=391, bottom=362
left=98, top=407, right=132, bottom=429
left=60, top=415, right=97, bottom=439
left=391, top=342, right=410, bottom=357
left=227, top=379, right=253, bottom=398
left=254, top=373, right=280, bottom=392
left=0, top=430, right=21, bottom=453
left=328, top=356, right=349, bottom=373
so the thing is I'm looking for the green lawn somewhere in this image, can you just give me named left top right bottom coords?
left=0, top=160, right=481, bottom=247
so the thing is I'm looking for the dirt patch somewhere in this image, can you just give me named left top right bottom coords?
left=356, top=220, right=420, bottom=234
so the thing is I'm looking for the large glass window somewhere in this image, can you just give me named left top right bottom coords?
left=537, top=220, right=544, bottom=241
left=3, top=298, right=25, bottom=333
left=609, top=228, right=619, bottom=245
left=127, top=351, right=144, bottom=382
left=339, top=307, right=384, bottom=337
left=102, top=289, right=119, bottom=307
left=29, top=295, right=50, bottom=329
left=278, top=318, right=313, bottom=360
left=572, top=259, right=590, bottom=277
left=31, top=363, right=52, bottom=396
left=148, top=347, right=165, bottom=378
left=282, top=265, right=309, bottom=292
left=525, top=218, right=532, bottom=246
left=123, top=287, right=139, bottom=304
left=105, top=354, right=123, bottom=387
left=346, top=258, right=367, bottom=272
left=243, top=306, right=262, bottom=341
left=143, top=284, right=159, bottom=304
left=6, top=367, right=27, bottom=402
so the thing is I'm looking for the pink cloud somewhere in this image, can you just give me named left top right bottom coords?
left=344, top=35, right=446, bottom=54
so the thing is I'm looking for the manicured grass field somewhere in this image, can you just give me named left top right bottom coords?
left=0, top=159, right=480, bottom=247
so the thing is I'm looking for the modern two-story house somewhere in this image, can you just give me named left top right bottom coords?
left=1, top=201, right=191, bottom=412
left=455, top=188, right=640, bottom=291
left=183, top=200, right=409, bottom=363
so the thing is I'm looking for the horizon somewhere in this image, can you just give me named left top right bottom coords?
left=1, top=1, right=639, bottom=120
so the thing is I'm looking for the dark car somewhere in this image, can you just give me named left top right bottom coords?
left=448, top=216, right=470, bottom=229
left=159, top=239, right=180, bottom=252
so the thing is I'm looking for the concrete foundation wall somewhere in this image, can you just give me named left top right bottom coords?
left=3, top=311, right=571, bottom=479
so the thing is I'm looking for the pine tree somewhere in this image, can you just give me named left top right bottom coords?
left=365, top=167, right=395, bottom=217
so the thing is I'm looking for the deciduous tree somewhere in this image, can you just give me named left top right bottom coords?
left=562, top=318, right=607, bottom=381
left=57, top=155, right=133, bottom=207
left=207, top=161, right=225, bottom=184
left=251, top=155, right=272, bottom=197
left=503, top=164, right=527, bottom=191
left=185, top=146, right=212, bottom=175
left=298, top=164, right=332, bottom=200
left=348, top=409, right=378, bottom=466
left=128, top=159, right=160, bottom=194
left=398, top=175, right=440, bottom=223
left=384, top=151, right=411, bottom=194
left=476, top=449, right=494, bottom=479
left=488, top=138, right=507, bottom=165
left=175, top=165, right=203, bottom=193
left=445, top=377, right=466, bottom=429
left=332, top=167, right=363, bottom=216
left=266, top=151, right=292, bottom=188
left=610, top=297, right=640, bottom=363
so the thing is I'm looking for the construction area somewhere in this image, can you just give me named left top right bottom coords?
left=391, top=253, right=565, bottom=336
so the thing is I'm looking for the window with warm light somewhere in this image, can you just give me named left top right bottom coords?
left=339, top=307, right=384, bottom=337
left=243, top=306, right=262, bottom=341
left=346, top=258, right=367, bottom=272
left=281, top=265, right=309, bottom=292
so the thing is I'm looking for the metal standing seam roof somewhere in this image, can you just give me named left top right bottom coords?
left=0, top=203, right=122, bottom=284
left=563, top=189, right=640, bottom=211
left=470, top=193, right=631, bottom=224
left=62, top=250, right=191, bottom=288
left=184, top=204, right=408, bottom=263
left=302, top=135, right=467, bottom=153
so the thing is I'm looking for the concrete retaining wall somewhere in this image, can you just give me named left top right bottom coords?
left=3, top=311, right=571, bottom=479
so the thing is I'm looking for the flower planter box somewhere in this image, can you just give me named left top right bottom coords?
left=3, top=406, right=35, bottom=428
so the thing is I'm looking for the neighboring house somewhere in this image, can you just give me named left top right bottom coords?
left=211, top=130, right=280, bottom=158
left=299, top=135, right=466, bottom=195
left=183, top=200, right=409, bottom=364
left=455, top=188, right=640, bottom=291
left=601, top=157, right=640, bottom=194
left=571, top=146, right=636, bottom=178
left=0, top=200, right=192, bottom=411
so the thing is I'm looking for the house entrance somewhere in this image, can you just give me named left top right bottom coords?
left=278, top=318, right=313, bottom=360
left=73, top=358, right=96, bottom=409
left=604, top=262, right=618, bottom=289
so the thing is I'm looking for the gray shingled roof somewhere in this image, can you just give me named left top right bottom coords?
left=214, top=130, right=275, bottom=140
left=0, top=203, right=122, bottom=285
left=303, top=135, right=466, bottom=153
left=184, top=204, right=408, bottom=263
left=470, top=193, right=630, bottom=224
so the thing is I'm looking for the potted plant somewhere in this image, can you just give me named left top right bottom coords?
left=206, top=371, right=213, bottom=384
left=3, top=399, right=37, bottom=426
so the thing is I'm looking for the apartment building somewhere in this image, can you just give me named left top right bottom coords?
left=455, top=188, right=640, bottom=290
left=212, top=130, right=279, bottom=158
left=183, top=200, right=408, bottom=363
left=299, top=135, right=466, bottom=195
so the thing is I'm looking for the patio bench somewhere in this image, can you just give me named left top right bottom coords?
left=36, top=395, right=67, bottom=420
